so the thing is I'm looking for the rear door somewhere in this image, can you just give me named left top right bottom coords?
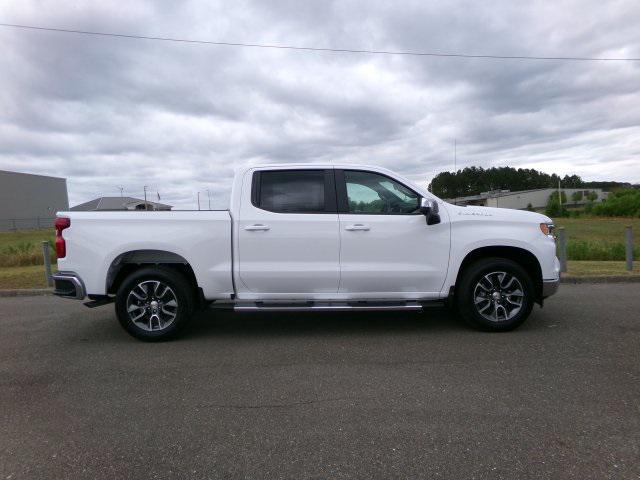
left=336, top=169, right=450, bottom=296
left=237, top=168, right=340, bottom=294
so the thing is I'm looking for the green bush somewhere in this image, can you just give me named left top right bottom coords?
left=591, top=189, right=640, bottom=217
left=571, top=191, right=583, bottom=204
left=546, top=191, right=569, bottom=217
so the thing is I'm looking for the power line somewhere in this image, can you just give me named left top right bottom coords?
left=1, top=22, right=639, bottom=62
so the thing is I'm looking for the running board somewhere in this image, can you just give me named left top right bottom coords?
left=233, top=301, right=424, bottom=312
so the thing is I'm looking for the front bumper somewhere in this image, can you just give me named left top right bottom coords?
left=52, top=272, right=86, bottom=300
left=542, top=278, right=560, bottom=298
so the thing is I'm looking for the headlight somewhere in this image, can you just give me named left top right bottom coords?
left=540, top=223, right=555, bottom=237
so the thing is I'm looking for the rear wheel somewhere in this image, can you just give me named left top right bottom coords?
left=115, top=266, right=195, bottom=341
left=456, top=257, right=534, bottom=331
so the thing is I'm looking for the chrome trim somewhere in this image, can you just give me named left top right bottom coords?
left=234, top=301, right=423, bottom=312
left=542, top=278, right=559, bottom=298
left=52, top=272, right=86, bottom=300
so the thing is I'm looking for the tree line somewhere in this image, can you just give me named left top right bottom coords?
left=428, top=166, right=634, bottom=199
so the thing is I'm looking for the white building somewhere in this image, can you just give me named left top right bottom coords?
left=447, top=188, right=607, bottom=210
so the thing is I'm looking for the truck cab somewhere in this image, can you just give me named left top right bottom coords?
left=53, top=164, right=560, bottom=340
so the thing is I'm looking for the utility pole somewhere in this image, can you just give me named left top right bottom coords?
left=206, top=189, right=211, bottom=210
left=558, top=179, right=562, bottom=214
left=197, top=192, right=201, bottom=211
left=143, top=186, right=148, bottom=211
left=454, top=138, right=457, bottom=173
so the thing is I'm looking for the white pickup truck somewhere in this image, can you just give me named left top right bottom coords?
left=53, top=164, right=559, bottom=340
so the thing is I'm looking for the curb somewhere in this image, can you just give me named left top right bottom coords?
left=0, top=288, right=53, bottom=297
left=560, top=275, right=640, bottom=284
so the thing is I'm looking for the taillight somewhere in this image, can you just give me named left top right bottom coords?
left=55, top=217, right=70, bottom=258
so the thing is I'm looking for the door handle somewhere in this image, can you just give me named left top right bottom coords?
left=345, top=224, right=370, bottom=231
left=244, top=224, right=270, bottom=231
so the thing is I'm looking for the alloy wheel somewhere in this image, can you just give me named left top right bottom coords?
left=473, top=271, right=524, bottom=322
left=126, top=280, right=179, bottom=331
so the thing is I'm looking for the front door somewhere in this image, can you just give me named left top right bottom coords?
left=336, top=169, right=450, bottom=296
left=237, top=168, right=340, bottom=295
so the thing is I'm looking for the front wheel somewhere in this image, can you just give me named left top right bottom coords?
left=115, top=266, right=195, bottom=341
left=456, top=257, right=535, bottom=331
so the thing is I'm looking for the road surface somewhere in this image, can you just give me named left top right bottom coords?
left=1, top=284, right=639, bottom=479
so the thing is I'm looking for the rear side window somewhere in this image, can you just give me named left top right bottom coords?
left=253, top=170, right=334, bottom=213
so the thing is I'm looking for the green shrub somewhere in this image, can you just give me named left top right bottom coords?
left=571, top=191, right=583, bottom=204
left=546, top=191, right=569, bottom=217
left=591, top=189, right=640, bottom=217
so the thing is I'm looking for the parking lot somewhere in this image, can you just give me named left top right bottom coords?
left=1, top=283, right=639, bottom=479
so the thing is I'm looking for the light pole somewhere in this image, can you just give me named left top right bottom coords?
left=206, top=189, right=211, bottom=210
left=454, top=138, right=457, bottom=173
left=197, top=192, right=201, bottom=211
left=143, top=186, right=149, bottom=211
left=558, top=179, right=562, bottom=214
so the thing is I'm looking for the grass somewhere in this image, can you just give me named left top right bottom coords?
left=0, top=264, right=57, bottom=289
left=554, top=217, right=640, bottom=243
left=566, top=261, right=639, bottom=277
left=553, top=217, right=639, bottom=261
left=0, top=228, right=55, bottom=249
left=0, top=228, right=56, bottom=267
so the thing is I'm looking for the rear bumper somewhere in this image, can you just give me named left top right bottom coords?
left=52, top=272, right=86, bottom=300
left=542, top=278, right=560, bottom=298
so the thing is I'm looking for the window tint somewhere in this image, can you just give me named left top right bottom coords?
left=258, top=170, right=326, bottom=213
left=344, top=170, right=419, bottom=214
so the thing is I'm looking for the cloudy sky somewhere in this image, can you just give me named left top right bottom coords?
left=1, top=1, right=639, bottom=209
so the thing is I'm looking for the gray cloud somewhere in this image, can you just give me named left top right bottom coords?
left=0, top=0, right=639, bottom=209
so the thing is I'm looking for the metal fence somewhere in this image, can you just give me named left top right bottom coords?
left=0, top=217, right=56, bottom=232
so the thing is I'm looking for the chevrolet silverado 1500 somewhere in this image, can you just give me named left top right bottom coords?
left=52, top=164, right=559, bottom=340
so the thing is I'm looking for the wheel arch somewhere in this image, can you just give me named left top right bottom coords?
left=106, top=250, right=200, bottom=299
left=455, top=246, right=543, bottom=303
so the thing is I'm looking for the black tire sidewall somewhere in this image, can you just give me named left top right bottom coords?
left=457, top=258, right=534, bottom=331
left=115, top=266, right=194, bottom=341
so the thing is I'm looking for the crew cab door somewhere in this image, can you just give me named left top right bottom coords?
left=335, top=169, right=450, bottom=296
left=237, top=168, right=340, bottom=295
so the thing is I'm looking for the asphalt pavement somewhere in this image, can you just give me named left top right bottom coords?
left=1, top=284, right=639, bottom=479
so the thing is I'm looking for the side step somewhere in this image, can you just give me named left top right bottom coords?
left=233, top=301, right=424, bottom=312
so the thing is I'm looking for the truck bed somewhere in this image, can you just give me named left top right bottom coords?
left=56, top=210, right=234, bottom=299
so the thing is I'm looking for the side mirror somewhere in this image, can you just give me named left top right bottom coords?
left=419, top=198, right=441, bottom=225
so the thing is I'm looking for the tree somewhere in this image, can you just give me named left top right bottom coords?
left=562, top=174, right=583, bottom=188
left=545, top=191, right=568, bottom=217
left=429, top=166, right=584, bottom=199
left=571, top=191, right=583, bottom=205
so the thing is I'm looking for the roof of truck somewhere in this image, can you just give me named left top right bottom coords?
left=238, top=163, right=399, bottom=173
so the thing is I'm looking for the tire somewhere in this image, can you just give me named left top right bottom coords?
left=115, top=266, right=196, bottom=341
left=455, top=257, right=535, bottom=332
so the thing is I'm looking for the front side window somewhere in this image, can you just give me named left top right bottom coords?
left=256, top=170, right=326, bottom=213
left=344, top=170, right=420, bottom=214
